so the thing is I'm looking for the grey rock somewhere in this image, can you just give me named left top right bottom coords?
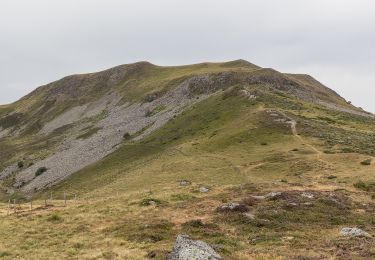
left=199, top=186, right=210, bottom=193
left=179, top=180, right=191, bottom=186
left=340, top=227, right=371, bottom=238
left=266, top=192, right=282, bottom=199
left=243, top=212, right=255, bottom=219
left=301, top=192, right=314, bottom=199
left=251, top=192, right=282, bottom=200
left=217, top=202, right=248, bottom=212
left=220, top=202, right=240, bottom=210
left=168, top=235, right=221, bottom=260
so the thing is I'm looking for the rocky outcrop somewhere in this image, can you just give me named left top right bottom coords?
left=340, top=227, right=371, bottom=238
left=168, top=235, right=221, bottom=260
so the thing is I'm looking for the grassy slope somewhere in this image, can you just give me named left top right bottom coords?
left=0, top=87, right=374, bottom=259
left=0, top=60, right=259, bottom=172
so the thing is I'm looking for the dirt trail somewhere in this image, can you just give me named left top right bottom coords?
left=289, top=120, right=323, bottom=160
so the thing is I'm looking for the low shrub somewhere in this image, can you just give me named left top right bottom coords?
left=354, top=180, right=375, bottom=192
left=17, top=161, right=24, bottom=168
left=35, top=167, right=47, bottom=177
left=140, top=198, right=163, bottom=206
left=360, top=159, right=372, bottom=166
left=47, top=213, right=63, bottom=222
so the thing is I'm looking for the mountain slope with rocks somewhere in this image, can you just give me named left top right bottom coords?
left=0, top=60, right=374, bottom=259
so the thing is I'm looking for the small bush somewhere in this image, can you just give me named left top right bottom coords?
left=354, top=181, right=367, bottom=190
left=371, top=194, right=375, bottom=200
left=341, top=147, right=354, bottom=153
left=354, top=180, right=375, bottom=192
left=145, top=109, right=152, bottom=117
left=0, top=251, right=10, bottom=257
left=327, top=175, right=337, bottom=179
left=123, top=132, right=131, bottom=139
left=47, top=213, right=62, bottom=222
left=360, top=159, right=372, bottom=166
left=17, top=161, right=24, bottom=168
left=183, top=219, right=205, bottom=228
left=260, top=142, right=268, bottom=146
left=35, top=167, right=47, bottom=177
left=140, top=198, right=163, bottom=206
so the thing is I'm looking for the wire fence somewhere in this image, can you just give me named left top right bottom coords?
left=1, top=191, right=84, bottom=216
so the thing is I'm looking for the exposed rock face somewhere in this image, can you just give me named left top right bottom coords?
left=168, top=235, right=221, bottom=260
left=340, top=227, right=371, bottom=238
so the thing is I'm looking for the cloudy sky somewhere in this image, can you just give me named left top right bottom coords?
left=1, top=0, right=374, bottom=111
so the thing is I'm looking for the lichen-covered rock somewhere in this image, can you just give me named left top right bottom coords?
left=340, top=227, right=371, bottom=238
left=168, top=235, right=221, bottom=260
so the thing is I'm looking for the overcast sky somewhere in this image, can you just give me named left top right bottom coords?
left=1, top=0, right=374, bottom=111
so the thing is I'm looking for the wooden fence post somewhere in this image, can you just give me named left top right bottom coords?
left=45, top=198, right=47, bottom=207
left=64, top=191, right=67, bottom=207
left=30, top=200, right=33, bottom=210
left=7, top=200, right=10, bottom=215
left=13, top=199, right=16, bottom=213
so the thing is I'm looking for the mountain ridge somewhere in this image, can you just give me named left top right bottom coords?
left=1, top=60, right=374, bottom=194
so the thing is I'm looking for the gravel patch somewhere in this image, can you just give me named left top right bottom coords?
left=40, top=92, right=122, bottom=135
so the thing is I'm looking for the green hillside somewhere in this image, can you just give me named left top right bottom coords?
left=0, top=61, right=374, bottom=259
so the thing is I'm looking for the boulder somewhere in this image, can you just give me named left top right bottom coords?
left=168, top=235, right=221, bottom=260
